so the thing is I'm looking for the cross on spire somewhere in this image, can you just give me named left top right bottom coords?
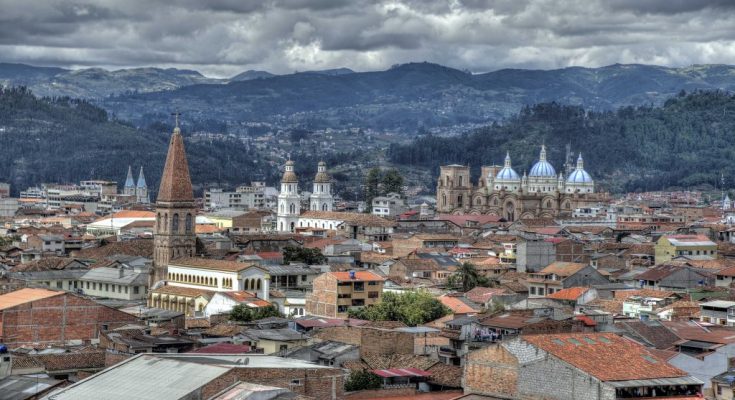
left=171, top=110, right=181, bottom=129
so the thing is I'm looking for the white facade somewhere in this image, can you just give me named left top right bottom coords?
left=371, top=192, right=406, bottom=217
left=310, top=162, right=333, bottom=212
left=277, top=161, right=301, bottom=232
left=166, top=264, right=270, bottom=300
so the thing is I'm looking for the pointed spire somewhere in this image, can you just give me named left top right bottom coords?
left=137, top=166, right=147, bottom=188
left=504, top=151, right=512, bottom=168
left=157, top=125, right=193, bottom=202
left=539, top=144, right=547, bottom=161
left=577, top=153, right=584, bottom=169
left=124, top=165, right=135, bottom=188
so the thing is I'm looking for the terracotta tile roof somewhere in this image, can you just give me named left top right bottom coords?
left=171, top=257, right=260, bottom=272
left=73, top=239, right=153, bottom=259
left=635, top=265, right=688, bottom=281
left=537, top=262, right=587, bottom=277
left=360, top=252, right=394, bottom=264
left=151, top=285, right=216, bottom=299
left=439, top=296, right=481, bottom=314
left=185, top=318, right=211, bottom=329
left=662, top=321, right=735, bottom=344
left=330, top=270, right=385, bottom=282
left=522, top=332, right=688, bottom=381
left=613, top=289, right=678, bottom=300
left=0, top=288, right=63, bottom=310
left=585, top=298, right=624, bottom=315
left=435, top=214, right=502, bottom=226
left=195, top=224, right=224, bottom=234
left=344, top=353, right=461, bottom=387
left=618, top=321, right=681, bottom=350
left=157, top=128, right=194, bottom=202
left=464, top=287, right=508, bottom=304
left=35, top=351, right=105, bottom=372
left=219, top=291, right=271, bottom=308
left=11, top=257, right=83, bottom=272
left=480, top=313, right=538, bottom=329
left=111, top=210, right=156, bottom=219
left=300, top=210, right=396, bottom=227
left=203, top=324, right=244, bottom=337
left=717, top=266, right=735, bottom=277
left=547, top=287, right=590, bottom=301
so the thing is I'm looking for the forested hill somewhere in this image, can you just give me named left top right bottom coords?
left=0, top=87, right=268, bottom=195
left=387, top=91, right=735, bottom=193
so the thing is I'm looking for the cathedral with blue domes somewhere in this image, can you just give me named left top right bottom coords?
left=436, top=145, right=605, bottom=220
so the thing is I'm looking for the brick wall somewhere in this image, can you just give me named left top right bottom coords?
left=104, top=351, right=133, bottom=367
left=0, top=293, right=139, bottom=346
left=312, top=326, right=414, bottom=356
left=306, top=273, right=338, bottom=318
left=201, top=367, right=344, bottom=400
left=464, top=344, right=519, bottom=398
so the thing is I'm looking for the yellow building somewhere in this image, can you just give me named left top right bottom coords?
left=203, top=210, right=247, bottom=229
left=306, top=271, right=385, bottom=318
left=654, top=234, right=717, bottom=265
left=148, top=285, right=214, bottom=317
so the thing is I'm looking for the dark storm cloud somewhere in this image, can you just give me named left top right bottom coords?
left=1, top=0, right=735, bottom=77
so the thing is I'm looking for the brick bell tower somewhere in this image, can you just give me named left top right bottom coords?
left=152, top=116, right=196, bottom=287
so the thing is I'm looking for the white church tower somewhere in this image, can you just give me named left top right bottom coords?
left=277, top=160, right=301, bottom=232
left=310, top=161, right=333, bottom=211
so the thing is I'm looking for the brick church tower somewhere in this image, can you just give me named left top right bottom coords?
left=152, top=122, right=196, bottom=286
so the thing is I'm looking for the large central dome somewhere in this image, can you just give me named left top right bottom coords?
left=529, top=145, right=556, bottom=177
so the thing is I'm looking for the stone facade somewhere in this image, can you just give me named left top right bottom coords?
left=436, top=148, right=606, bottom=220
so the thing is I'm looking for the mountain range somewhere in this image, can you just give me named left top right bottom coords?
left=4, top=62, right=735, bottom=132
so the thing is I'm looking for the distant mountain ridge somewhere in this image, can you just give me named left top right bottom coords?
left=101, top=62, right=735, bottom=131
left=4, top=61, right=735, bottom=132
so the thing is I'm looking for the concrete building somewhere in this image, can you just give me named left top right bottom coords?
left=655, top=234, right=717, bottom=265
left=306, top=271, right=384, bottom=318
left=527, top=262, right=609, bottom=297
left=516, top=238, right=555, bottom=273
left=371, top=192, right=406, bottom=218
left=78, top=262, right=150, bottom=300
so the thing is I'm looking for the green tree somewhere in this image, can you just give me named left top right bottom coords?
left=230, top=304, right=282, bottom=322
left=282, top=245, right=327, bottom=265
left=447, top=262, right=490, bottom=292
left=344, top=369, right=382, bottom=392
left=348, top=290, right=449, bottom=326
left=381, top=169, right=404, bottom=196
left=364, top=167, right=381, bottom=212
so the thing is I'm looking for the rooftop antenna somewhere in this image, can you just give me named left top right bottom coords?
left=171, top=110, right=181, bottom=129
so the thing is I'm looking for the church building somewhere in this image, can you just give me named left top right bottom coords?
left=436, top=145, right=605, bottom=220
left=277, top=160, right=334, bottom=232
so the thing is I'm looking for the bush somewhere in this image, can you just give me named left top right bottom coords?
left=345, top=369, right=382, bottom=392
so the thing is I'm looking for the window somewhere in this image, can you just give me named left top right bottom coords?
left=93, top=283, right=97, bottom=290
left=353, top=282, right=364, bottom=292
left=86, top=282, right=90, bottom=289
left=530, top=287, right=536, bottom=295
left=538, top=288, right=545, bottom=296
left=368, top=281, right=378, bottom=286
left=291, top=379, right=302, bottom=386
left=301, top=275, right=307, bottom=281
left=172, top=213, right=179, bottom=232
left=125, top=286, right=128, bottom=294
left=105, top=284, right=109, bottom=292
left=133, top=286, right=139, bottom=294
left=368, top=291, right=379, bottom=298
left=185, top=213, right=193, bottom=233
left=56, top=281, right=62, bottom=289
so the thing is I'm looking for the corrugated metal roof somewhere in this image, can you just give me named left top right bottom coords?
left=80, top=267, right=149, bottom=286
left=46, top=354, right=231, bottom=400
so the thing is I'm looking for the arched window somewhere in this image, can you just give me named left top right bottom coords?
left=322, top=203, right=328, bottom=211
left=458, top=195, right=463, bottom=207
left=280, top=204, right=284, bottom=213
left=459, top=176, right=463, bottom=187
left=156, top=213, right=161, bottom=231
left=289, top=203, right=295, bottom=214
left=172, top=213, right=179, bottom=233
left=164, top=213, right=168, bottom=231
left=256, top=279, right=261, bottom=290
left=442, top=194, right=447, bottom=206
left=185, top=213, right=193, bottom=233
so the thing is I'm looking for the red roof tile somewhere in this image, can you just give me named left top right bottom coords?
left=157, top=128, right=194, bottom=202
left=523, top=333, right=688, bottom=381
left=547, top=287, right=589, bottom=301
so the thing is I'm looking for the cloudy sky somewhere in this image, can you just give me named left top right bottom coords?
left=2, top=0, right=735, bottom=77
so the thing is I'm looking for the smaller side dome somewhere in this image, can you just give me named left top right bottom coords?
left=495, top=152, right=520, bottom=181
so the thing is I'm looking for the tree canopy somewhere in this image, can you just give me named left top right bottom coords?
left=282, top=245, right=327, bottom=265
left=229, top=304, right=282, bottom=323
left=348, top=290, right=449, bottom=326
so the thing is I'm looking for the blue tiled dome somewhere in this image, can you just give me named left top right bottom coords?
left=566, top=153, right=593, bottom=184
left=567, top=169, right=593, bottom=183
left=496, top=167, right=520, bottom=181
left=529, top=160, right=556, bottom=177
left=495, top=152, right=520, bottom=181
left=529, top=145, right=556, bottom=177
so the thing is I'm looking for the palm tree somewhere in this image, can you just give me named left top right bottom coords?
left=456, top=262, right=479, bottom=292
